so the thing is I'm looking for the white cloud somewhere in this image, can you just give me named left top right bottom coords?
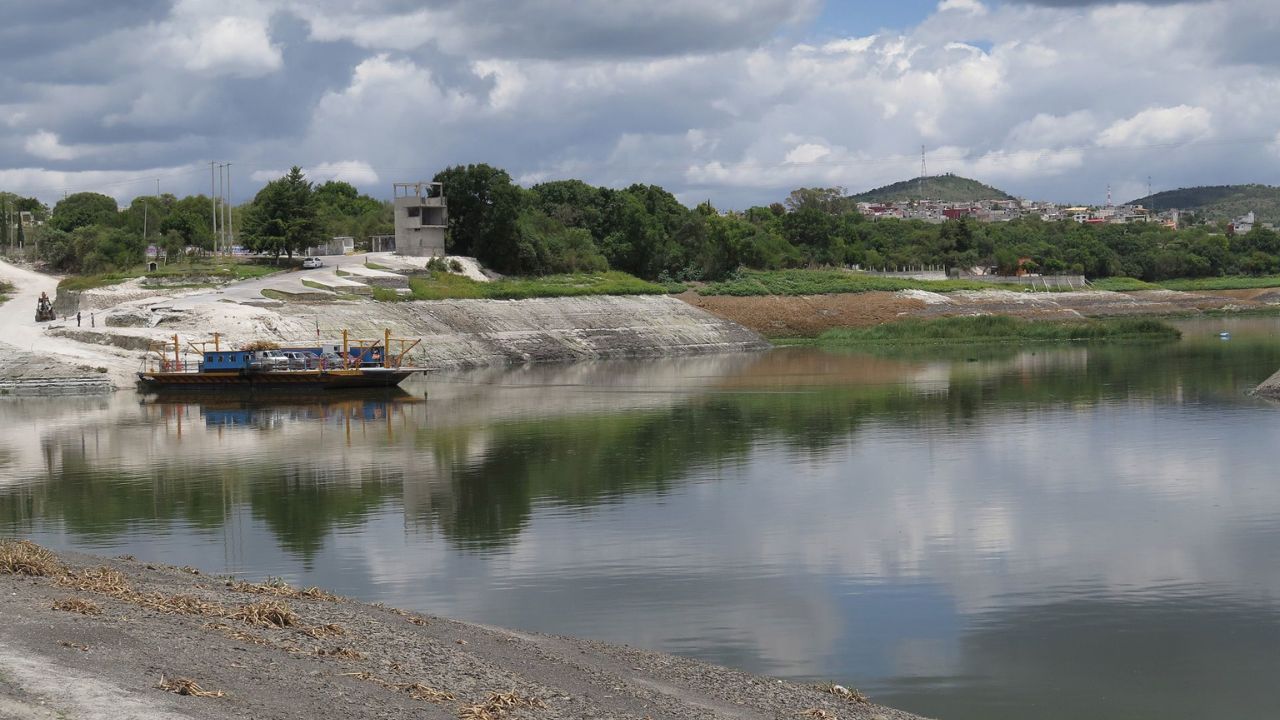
left=937, top=0, right=988, bottom=16
left=250, top=169, right=285, bottom=183
left=1096, top=105, right=1213, bottom=148
left=24, top=131, right=81, bottom=161
left=784, top=143, right=831, bottom=165
left=310, top=161, right=380, bottom=185
left=155, top=7, right=283, bottom=78
left=4, top=0, right=1280, bottom=208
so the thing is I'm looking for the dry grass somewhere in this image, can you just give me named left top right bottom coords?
left=156, top=676, right=226, bottom=698
left=137, top=593, right=225, bottom=616
left=52, top=597, right=101, bottom=615
left=228, top=579, right=340, bottom=602
left=58, top=566, right=130, bottom=596
left=401, top=683, right=456, bottom=703
left=315, top=646, right=364, bottom=660
left=0, top=539, right=65, bottom=577
left=298, top=623, right=345, bottom=639
left=58, top=640, right=90, bottom=651
left=407, top=616, right=427, bottom=626
left=203, top=622, right=270, bottom=646
left=820, top=683, right=869, bottom=704
left=229, top=600, right=297, bottom=628
left=341, top=672, right=457, bottom=705
left=799, top=710, right=837, bottom=720
left=460, top=691, right=547, bottom=719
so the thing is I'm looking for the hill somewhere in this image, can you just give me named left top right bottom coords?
left=850, top=174, right=1016, bottom=203
left=1127, top=184, right=1280, bottom=223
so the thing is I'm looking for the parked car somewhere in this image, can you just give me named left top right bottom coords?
left=302, top=257, right=323, bottom=269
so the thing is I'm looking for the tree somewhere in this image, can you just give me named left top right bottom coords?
left=49, top=192, right=118, bottom=233
left=432, top=164, right=524, bottom=273
left=512, top=209, right=608, bottom=274
left=240, top=167, right=321, bottom=260
left=784, top=187, right=856, bottom=215
left=313, top=181, right=390, bottom=243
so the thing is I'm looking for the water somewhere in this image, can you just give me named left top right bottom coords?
left=3, top=316, right=1280, bottom=720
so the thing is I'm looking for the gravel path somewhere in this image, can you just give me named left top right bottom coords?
left=0, top=544, right=928, bottom=720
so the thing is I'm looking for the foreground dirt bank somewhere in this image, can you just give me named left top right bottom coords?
left=681, top=287, right=1267, bottom=337
left=0, top=543, right=925, bottom=720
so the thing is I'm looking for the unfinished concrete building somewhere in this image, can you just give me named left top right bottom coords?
left=393, top=182, right=447, bottom=257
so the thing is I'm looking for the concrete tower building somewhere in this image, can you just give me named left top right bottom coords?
left=393, top=182, right=447, bottom=256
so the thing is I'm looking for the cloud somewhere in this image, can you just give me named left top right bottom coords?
left=291, top=0, right=821, bottom=59
left=167, top=15, right=284, bottom=77
left=310, top=160, right=380, bottom=185
left=937, top=0, right=988, bottom=15
left=2, top=0, right=1280, bottom=209
left=23, top=131, right=83, bottom=161
left=784, top=143, right=832, bottom=164
left=1096, top=105, right=1213, bottom=148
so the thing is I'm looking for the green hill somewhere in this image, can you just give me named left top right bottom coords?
left=1127, top=184, right=1280, bottom=223
left=850, top=174, right=1015, bottom=203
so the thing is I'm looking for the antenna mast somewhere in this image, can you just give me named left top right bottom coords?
left=920, top=145, right=927, bottom=200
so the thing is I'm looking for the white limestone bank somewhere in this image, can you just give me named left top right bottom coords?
left=17, top=294, right=769, bottom=391
left=137, top=294, right=771, bottom=369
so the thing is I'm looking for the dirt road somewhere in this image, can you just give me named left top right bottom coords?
left=0, top=543, right=925, bottom=720
left=0, top=261, right=128, bottom=391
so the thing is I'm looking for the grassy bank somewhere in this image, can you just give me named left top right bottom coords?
left=1088, top=277, right=1160, bottom=291
left=374, top=270, right=670, bottom=301
left=0, top=280, right=12, bottom=304
left=1157, top=275, right=1280, bottom=291
left=58, top=258, right=290, bottom=292
left=1090, top=275, right=1280, bottom=292
left=697, top=269, right=1000, bottom=297
left=806, top=316, right=1182, bottom=346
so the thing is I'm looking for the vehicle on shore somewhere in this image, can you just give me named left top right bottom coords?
left=35, top=292, right=55, bottom=322
left=302, top=257, right=324, bottom=269
left=136, top=330, right=422, bottom=390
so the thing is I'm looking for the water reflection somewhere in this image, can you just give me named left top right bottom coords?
left=3, top=326, right=1280, bottom=720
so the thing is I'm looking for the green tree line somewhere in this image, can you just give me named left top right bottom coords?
left=2, top=168, right=391, bottom=273
left=6, top=163, right=1280, bottom=281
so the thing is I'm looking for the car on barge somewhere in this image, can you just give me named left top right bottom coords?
left=137, top=330, right=423, bottom=391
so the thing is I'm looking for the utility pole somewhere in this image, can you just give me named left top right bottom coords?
left=217, top=163, right=225, bottom=254
left=210, top=162, right=219, bottom=256
left=225, top=163, right=233, bottom=252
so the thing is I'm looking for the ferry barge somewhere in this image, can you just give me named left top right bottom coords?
left=137, top=330, right=423, bottom=391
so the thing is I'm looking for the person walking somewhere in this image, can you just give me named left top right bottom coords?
left=91, top=313, right=95, bottom=328
left=76, top=311, right=81, bottom=327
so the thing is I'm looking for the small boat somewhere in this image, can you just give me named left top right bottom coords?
left=137, top=330, right=423, bottom=391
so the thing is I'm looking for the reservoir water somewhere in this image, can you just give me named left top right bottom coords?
left=3, top=316, right=1280, bottom=720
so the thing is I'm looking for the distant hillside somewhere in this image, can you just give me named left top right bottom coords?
left=850, top=174, right=1015, bottom=203
left=1127, top=184, right=1280, bottom=223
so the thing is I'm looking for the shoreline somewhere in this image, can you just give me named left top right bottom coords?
left=0, top=542, right=929, bottom=720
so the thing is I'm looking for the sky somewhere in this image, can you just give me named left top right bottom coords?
left=2, top=0, right=1280, bottom=209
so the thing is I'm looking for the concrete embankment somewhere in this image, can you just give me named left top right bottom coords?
left=0, top=543, right=927, bottom=720
left=94, top=294, right=771, bottom=372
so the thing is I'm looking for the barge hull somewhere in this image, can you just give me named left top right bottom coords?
left=137, top=369, right=416, bottom=391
